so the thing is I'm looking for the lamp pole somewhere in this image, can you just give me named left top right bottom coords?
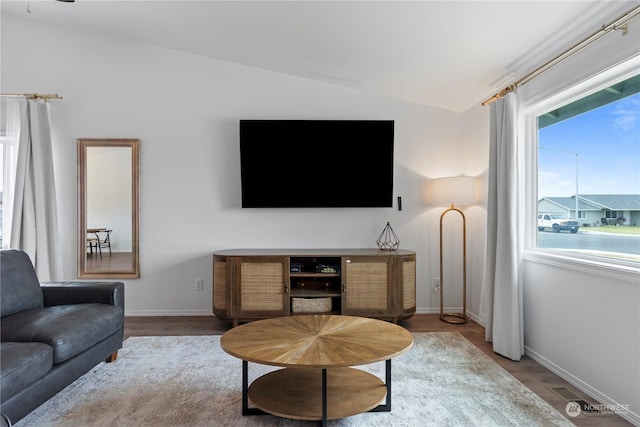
left=540, top=147, right=579, bottom=220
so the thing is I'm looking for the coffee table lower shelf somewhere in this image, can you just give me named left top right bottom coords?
left=248, top=367, right=387, bottom=421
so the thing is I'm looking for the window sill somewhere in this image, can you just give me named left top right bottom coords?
left=523, top=249, right=640, bottom=283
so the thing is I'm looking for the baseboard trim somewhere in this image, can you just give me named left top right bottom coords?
left=126, top=309, right=483, bottom=325
left=125, top=310, right=214, bottom=317
left=525, top=346, right=639, bottom=426
left=415, top=308, right=482, bottom=326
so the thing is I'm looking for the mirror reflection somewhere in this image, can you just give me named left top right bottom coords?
left=78, top=139, right=139, bottom=278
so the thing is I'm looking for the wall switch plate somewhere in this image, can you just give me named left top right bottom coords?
left=195, top=279, right=204, bottom=291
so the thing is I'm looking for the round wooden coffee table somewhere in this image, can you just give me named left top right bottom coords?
left=220, top=315, right=414, bottom=425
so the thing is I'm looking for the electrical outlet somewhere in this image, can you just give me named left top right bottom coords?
left=195, top=279, right=204, bottom=291
left=433, top=277, right=440, bottom=293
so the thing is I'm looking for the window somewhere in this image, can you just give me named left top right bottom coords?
left=1, top=100, right=21, bottom=249
left=605, top=210, right=619, bottom=219
left=536, top=73, right=640, bottom=264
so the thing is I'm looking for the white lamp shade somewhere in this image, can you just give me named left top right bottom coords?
left=430, top=176, right=476, bottom=206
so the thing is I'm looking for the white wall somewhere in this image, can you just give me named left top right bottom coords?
left=1, top=15, right=483, bottom=319
left=461, top=104, right=490, bottom=323
left=523, top=255, right=639, bottom=423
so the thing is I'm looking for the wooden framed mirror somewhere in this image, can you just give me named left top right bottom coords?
left=78, top=138, right=140, bottom=278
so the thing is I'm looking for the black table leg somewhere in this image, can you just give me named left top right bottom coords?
left=370, top=359, right=392, bottom=412
left=321, top=368, right=328, bottom=426
left=241, top=360, right=266, bottom=416
left=241, top=360, right=249, bottom=415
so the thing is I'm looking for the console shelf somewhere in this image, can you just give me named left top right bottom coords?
left=212, top=248, right=416, bottom=326
left=290, top=289, right=342, bottom=297
left=290, top=273, right=341, bottom=278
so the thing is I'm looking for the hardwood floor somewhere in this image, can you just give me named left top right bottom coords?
left=85, top=252, right=134, bottom=272
left=124, top=314, right=631, bottom=426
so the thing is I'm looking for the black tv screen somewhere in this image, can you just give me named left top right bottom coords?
left=240, top=120, right=394, bottom=208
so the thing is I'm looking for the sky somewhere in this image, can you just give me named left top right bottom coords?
left=538, top=92, right=640, bottom=198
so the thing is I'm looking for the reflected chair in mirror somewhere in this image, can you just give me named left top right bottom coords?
left=86, top=234, right=99, bottom=256
left=96, top=229, right=112, bottom=257
left=87, top=229, right=112, bottom=258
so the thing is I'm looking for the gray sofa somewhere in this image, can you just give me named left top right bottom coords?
left=0, top=249, right=124, bottom=425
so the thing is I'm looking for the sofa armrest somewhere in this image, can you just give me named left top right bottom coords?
left=41, top=282, right=124, bottom=309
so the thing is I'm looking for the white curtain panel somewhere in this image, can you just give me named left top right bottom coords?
left=8, top=99, right=63, bottom=281
left=480, top=91, right=525, bottom=361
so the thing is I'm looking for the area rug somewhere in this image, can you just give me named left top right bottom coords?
left=15, top=333, right=572, bottom=427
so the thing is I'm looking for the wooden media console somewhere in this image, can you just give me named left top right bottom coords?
left=213, top=248, right=416, bottom=326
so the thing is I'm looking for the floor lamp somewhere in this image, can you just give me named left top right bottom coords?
left=431, top=176, right=475, bottom=324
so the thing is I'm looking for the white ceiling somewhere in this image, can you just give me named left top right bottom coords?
left=1, top=1, right=636, bottom=112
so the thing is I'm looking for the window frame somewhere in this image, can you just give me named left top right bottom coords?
left=0, top=136, right=6, bottom=247
left=524, top=58, right=640, bottom=274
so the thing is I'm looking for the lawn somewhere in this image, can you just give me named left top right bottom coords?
left=585, top=225, right=640, bottom=235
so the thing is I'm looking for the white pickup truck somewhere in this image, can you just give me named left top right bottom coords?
left=538, top=213, right=580, bottom=233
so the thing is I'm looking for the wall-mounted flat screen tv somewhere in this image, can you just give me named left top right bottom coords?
left=240, top=120, right=394, bottom=208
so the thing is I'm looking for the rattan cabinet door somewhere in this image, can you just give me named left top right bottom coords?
left=213, top=255, right=231, bottom=318
left=234, top=256, right=289, bottom=318
left=341, top=256, right=394, bottom=318
left=398, top=254, right=416, bottom=318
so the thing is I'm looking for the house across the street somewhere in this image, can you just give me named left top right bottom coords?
left=538, top=194, right=640, bottom=226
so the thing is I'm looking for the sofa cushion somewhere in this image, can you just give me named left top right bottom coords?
left=0, top=250, right=44, bottom=318
left=0, top=342, right=53, bottom=401
left=0, top=304, right=123, bottom=364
